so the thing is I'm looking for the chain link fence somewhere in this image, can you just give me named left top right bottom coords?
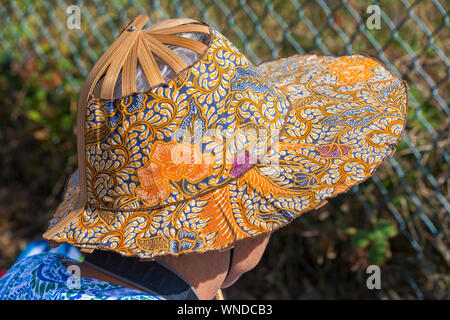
left=0, top=0, right=448, bottom=299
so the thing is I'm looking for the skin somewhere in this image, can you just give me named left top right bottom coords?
left=160, top=232, right=271, bottom=299
left=69, top=232, right=270, bottom=300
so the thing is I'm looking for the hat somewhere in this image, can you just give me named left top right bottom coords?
left=43, top=14, right=408, bottom=258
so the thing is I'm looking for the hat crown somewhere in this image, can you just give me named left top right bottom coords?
left=79, top=16, right=290, bottom=211
left=78, top=14, right=211, bottom=105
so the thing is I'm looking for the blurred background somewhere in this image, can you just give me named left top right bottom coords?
left=0, top=0, right=448, bottom=299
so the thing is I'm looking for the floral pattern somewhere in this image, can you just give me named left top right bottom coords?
left=44, top=25, right=407, bottom=259
left=136, top=141, right=215, bottom=206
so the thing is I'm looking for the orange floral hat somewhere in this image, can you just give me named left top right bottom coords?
left=43, top=14, right=408, bottom=258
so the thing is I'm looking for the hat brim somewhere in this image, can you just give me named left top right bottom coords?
left=44, top=54, right=407, bottom=259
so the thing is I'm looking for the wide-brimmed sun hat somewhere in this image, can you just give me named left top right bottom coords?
left=43, top=14, right=408, bottom=259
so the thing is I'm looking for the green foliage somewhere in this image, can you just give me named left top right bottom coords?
left=349, top=219, right=397, bottom=265
left=351, top=230, right=374, bottom=249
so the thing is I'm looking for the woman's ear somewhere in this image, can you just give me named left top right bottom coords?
left=221, top=232, right=270, bottom=288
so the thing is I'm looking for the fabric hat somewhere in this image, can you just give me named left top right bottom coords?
left=43, top=14, right=408, bottom=259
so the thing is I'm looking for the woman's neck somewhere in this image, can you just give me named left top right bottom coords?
left=157, top=250, right=230, bottom=299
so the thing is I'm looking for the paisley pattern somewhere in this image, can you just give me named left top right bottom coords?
left=84, top=28, right=289, bottom=210
left=44, top=28, right=407, bottom=259
left=0, top=253, right=161, bottom=300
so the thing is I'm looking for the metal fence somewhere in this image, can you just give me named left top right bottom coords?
left=0, top=0, right=448, bottom=299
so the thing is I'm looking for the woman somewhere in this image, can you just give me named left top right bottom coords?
left=0, top=14, right=407, bottom=300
